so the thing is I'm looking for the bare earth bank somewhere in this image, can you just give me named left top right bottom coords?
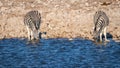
left=0, top=0, right=120, bottom=40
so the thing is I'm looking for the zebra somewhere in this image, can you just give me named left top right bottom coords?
left=24, top=10, right=41, bottom=41
left=93, top=10, right=109, bottom=42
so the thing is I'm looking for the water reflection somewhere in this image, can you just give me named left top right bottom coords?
left=0, top=38, right=120, bottom=68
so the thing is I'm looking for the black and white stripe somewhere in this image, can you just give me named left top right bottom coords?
left=24, top=10, right=41, bottom=30
left=93, top=11, right=109, bottom=42
left=24, top=10, right=41, bottom=41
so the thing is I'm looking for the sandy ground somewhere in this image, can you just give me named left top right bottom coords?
left=0, top=0, right=120, bottom=40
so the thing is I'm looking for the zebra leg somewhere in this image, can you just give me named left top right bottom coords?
left=100, top=32, right=102, bottom=42
left=33, top=30, right=39, bottom=40
left=30, top=30, right=34, bottom=40
left=37, top=30, right=40, bottom=39
left=104, top=27, right=109, bottom=42
left=26, top=26, right=31, bottom=41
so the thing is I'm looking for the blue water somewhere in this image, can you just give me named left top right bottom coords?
left=0, top=38, right=120, bottom=68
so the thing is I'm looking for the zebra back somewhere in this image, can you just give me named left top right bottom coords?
left=24, top=10, right=41, bottom=30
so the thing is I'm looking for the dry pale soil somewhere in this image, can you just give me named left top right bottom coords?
left=0, top=0, right=120, bottom=40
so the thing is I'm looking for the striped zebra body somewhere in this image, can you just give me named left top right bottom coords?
left=93, top=11, right=109, bottom=42
left=24, top=10, right=41, bottom=41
